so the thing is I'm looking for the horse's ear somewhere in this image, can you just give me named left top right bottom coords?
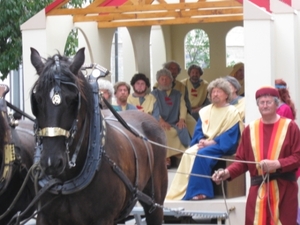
left=30, top=47, right=44, bottom=75
left=70, top=47, right=85, bottom=76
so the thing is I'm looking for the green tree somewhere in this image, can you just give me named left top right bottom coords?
left=64, top=29, right=79, bottom=57
left=0, top=0, right=90, bottom=80
left=185, top=29, right=210, bottom=69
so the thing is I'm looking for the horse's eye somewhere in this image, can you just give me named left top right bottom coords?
left=31, top=94, right=43, bottom=116
left=35, top=95, right=43, bottom=105
left=65, top=95, right=78, bottom=107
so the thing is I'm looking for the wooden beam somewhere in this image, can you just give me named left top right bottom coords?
left=156, top=0, right=167, bottom=4
left=46, top=0, right=242, bottom=15
left=96, top=14, right=243, bottom=27
left=73, top=7, right=243, bottom=23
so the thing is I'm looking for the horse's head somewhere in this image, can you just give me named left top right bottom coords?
left=30, top=48, right=93, bottom=178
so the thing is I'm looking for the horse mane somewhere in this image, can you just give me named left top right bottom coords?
left=32, top=53, right=94, bottom=118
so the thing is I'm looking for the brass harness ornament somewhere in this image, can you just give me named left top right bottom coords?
left=1, top=144, right=16, bottom=183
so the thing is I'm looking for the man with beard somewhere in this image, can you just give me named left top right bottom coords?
left=153, top=61, right=196, bottom=141
left=112, top=81, right=137, bottom=111
left=151, top=68, right=191, bottom=168
left=160, top=61, right=192, bottom=113
left=166, top=77, right=244, bottom=200
left=181, top=64, right=210, bottom=121
left=127, top=73, right=156, bottom=114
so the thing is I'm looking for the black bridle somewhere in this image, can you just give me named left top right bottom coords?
left=31, top=56, right=104, bottom=194
left=32, top=55, right=85, bottom=169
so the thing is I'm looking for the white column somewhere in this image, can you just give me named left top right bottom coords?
left=127, top=26, right=152, bottom=82
left=244, top=0, right=275, bottom=125
left=21, top=9, right=48, bottom=115
left=271, top=0, right=299, bottom=125
left=243, top=0, right=275, bottom=199
left=291, top=0, right=300, bottom=124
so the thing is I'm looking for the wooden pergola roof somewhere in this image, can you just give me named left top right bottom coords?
left=46, top=0, right=243, bottom=28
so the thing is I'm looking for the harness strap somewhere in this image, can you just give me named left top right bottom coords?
left=106, top=117, right=156, bottom=200
left=5, top=101, right=35, bottom=122
left=106, top=122, right=139, bottom=188
left=7, top=177, right=62, bottom=225
left=103, top=153, right=155, bottom=208
left=69, top=117, right=88, bottom=167
left=104, top=153, right=136, bottom=193
left=0, top=144, right=17, bottom=195
left=102, top=97, right=140, bottom=138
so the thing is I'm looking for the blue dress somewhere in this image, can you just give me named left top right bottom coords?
left=182, top=118, right=240, bottom=200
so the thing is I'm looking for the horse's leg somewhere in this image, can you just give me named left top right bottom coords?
left=140, top=201, right=164, bottom=225
left=141, top=155, right=168, bottom=225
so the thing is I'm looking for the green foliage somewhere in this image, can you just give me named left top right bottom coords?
left=0, top=0, right=92, bottom=80
left=64, top=29, right=79, bottom=57
left=63, top=0, right=93, bottom=57
left=226, top=55, right=236, bottom=67
left=185, top=29, right=210, bottom=69
left=0, top=0, right=53, bottom=80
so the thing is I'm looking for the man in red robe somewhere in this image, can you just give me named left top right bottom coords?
left=212, top=86, right=300, bottom=225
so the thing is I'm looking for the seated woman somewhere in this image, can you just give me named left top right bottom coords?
left=166, top=78, right=244, bottom=200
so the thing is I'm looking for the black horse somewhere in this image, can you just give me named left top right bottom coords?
left=30, top=47, right=168, bottom=225
left=0, top=85, right=35, bottom=225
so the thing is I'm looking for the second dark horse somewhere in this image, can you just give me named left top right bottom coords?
left=0, top=85, right=35, bottom=225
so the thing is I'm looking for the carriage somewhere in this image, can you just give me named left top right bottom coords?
left=0, top=48, right=240, bottom=225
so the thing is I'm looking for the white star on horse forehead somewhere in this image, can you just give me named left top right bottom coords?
left=50, top=87, right=61, bottom=105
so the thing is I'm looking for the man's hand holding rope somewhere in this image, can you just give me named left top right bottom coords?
left=212, top=169, right=231, bottom=185
left=258, top=159, right=281, bottom=173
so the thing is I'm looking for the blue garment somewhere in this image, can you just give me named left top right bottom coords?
left=151, top=89, right=191, bottom=147
left=112, top=103, right=137, bottom=112
left=190, top=119, right=204, bottom=146
left=182, top=119, right=240, bottom=200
